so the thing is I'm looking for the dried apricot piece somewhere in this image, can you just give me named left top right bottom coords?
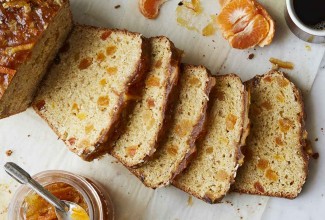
left=147, top=75, right=160, bottom=87
left=216, top=169, right=228, bottom=181
left=138, top=0, right=168, bottom=19
left=97, top=96, right=110, bottom=108
left=77, top=113, right=87, bottom=120
left=265, top=169, right=278, bottom=181
left=78, top=58, right=93, bottom=70
left=126, top=146, right=138, bottom=157
left=175, top=120, right=192, bottom=137
left=99, top=79, right=107, bottom=86
left=276, top=92, right=285, bottom=103
left=106, top=67, right=118, bottom=75
left=279, top=118, right=293, bottom=133
left=188, top=76, right=201, bottom=87
left=261, top=101, right=272, bottom=110
left=147, top=98, right=155, bottom=107
left=275, top=136, right=284, bottom=146
left=106, top=46, right=117, bottom=56
left=257, top=159, right=269, bottom=170
left=155, top=59, right=162, bottom=68
left=101, top=31, right=112, bottom=40
left=226, top=114, right=237, bottom=131
left=254, top=181, right=265, bottom=193
left=206, top=147, right=214, bottom=154
left=85, top=124, right=94, bottom=135
left=276, top=76, right=290, bottom=87
left=97, top=52, right=106, bottom=62
left=167, top=145, right=178, bottom=156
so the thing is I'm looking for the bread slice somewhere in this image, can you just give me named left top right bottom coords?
left=232, top=71, right=309, bottom=198
left=0, top=0, right=72, bottom=119
left=33, top=25, right=150, bottom=161
left=132, top=64, right=215, bottom=188
left=173, top=74, right=249, bottom=203
left=111, top=36, right=181, bottom=167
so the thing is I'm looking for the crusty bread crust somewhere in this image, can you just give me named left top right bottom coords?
left=232, top=70, right=309, bottom=199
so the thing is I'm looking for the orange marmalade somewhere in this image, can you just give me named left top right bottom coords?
left=24, top=182, right=88, bottom=220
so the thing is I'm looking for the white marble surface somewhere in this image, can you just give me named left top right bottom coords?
left=0, top=0, right=325, bottom=219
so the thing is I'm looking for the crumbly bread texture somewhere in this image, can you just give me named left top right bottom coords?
left=173, top=74, right=248, bottom=203
left=232, top=71, right=309, bottom=199
left=132, top=64, right=215, bottom=188
left=33, top=25, right=150, bottom=161
left=111, top=36, right=181, bottom=167
left=0, top=0, right=72, bottom=118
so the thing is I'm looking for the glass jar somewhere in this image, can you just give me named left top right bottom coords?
left=7, top=170, right=114, bottom=220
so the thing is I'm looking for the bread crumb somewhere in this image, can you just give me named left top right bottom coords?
left=248, top=53, right=255, bottom=59
left=5, top=150, right=13, bottom=156
left=312, top=152, right=319, bottom=160
left=305, top=45, right=311, bottom=51
left=187, top=196, right=193, bottom=206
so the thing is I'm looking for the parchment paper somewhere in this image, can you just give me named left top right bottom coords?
left=1, top=0, right=324, bottom=219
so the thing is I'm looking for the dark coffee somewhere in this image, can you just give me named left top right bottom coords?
left=293, top=0, right=325, bottom=27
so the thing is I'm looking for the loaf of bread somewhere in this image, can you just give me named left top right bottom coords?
left=232, top=71, right=309, bottom=198
left=33, top=25, right=150, bottom=161
left=173, top=74, right=249, bottom=203
left=0, top=0, right=72, bottom=118
left=111, top=36, right=181, bottom=167
left=132, top=64, right=215, bottom=188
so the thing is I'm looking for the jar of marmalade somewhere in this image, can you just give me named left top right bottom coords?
left=7, top=170, right=114, bottom=220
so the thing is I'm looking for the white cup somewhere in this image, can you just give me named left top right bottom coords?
left=285, top=0, right=325, bottom=44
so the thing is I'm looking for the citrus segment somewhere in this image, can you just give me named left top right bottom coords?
left=139, top=0, right=168, bottom=19
left=216, top=0, right=275, bottom=49
left=229, top=14, right=269, bottom=49
left=216, top=0, right=257, bottom=38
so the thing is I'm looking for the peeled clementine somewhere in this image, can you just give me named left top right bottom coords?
left=229, top=14, right=269, bottom=49
left=216, top=0, right=275, bottom=49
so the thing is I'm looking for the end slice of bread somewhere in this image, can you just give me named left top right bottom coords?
left=132, top=64, right=215, bottom=188
left=33, top=25, right=150, bottom=161
left=173, top=74, right=248, bottom=203
left=0, top=0, right=72, bottom=118
left=111, top=36, right=181, bottom=167
left=232, top=70, right=309, bottom=199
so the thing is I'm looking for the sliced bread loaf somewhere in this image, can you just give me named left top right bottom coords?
left=173, top=74, right=249, bottom=203
left=33, top=25, right=150, bottom=161
left=132, top=64, right=215, bottom=188
left=232, top=71, right=309, bottom=198
left=0, top=0, right=72, bottom=118
left=111, top=36, right=181, bottom=167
